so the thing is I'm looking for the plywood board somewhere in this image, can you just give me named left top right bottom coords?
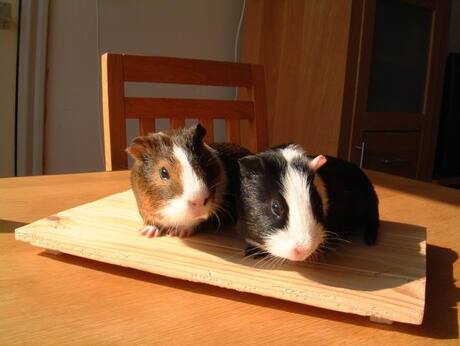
left=15, top=190, right=426, bottom=325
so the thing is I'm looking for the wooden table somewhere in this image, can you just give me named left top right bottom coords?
left=1, top=170, right=459, bottom=345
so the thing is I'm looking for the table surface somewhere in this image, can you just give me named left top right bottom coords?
left=1, top=170, right=459, bottom=345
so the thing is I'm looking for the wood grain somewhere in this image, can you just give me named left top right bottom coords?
left=124, top=97, right=255, bottom=120
left=241, top=0, right=353, bottom=156
left=101, top=53, right=268, bottom=169
left=338, top=0, right=365, bottom=160
left=2, top=170, right=460, bottom=344
left=101, top=53, right=128, bottom=171
left=0, top=171, right=130, bottom=224
left=249, top=65, right=269, bottom=152
left=122, top=54, right=253, bottom=87
left=15, top=192, right=426, bottom=325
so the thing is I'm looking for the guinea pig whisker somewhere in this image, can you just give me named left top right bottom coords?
left=319, top=243, right=334, bottom=250
left=214, top=205, right=235, bottom=224
left=210, top=209, right=222, bottom=230
left=325, top=236, right=352, bottom=245
left=263, top=255, right=276, bottom=268
left=313, top=249, right=326, bottom=260
left=208, top=181, right=224, bottom=191
left=268, top=257, right=278, bottom=270
left=259, top=257, right=273, bottom=270
left=261, top=254, right=281, bottom=270
left=243, top=250, right=268, bottom=260
left=328, top=237, right=352, bottom=244
left=221, top=252, right=245, bottom=263
left=270, top=256, right=284, bottom=270
left=324, top=231, right=352, bottom=244
left=268, top=258, right=279, bottom=270
left=254, top=255, right=272, bottom=268
left=212, top=179, right=226, bottom=187
left=271, top=256, right=285, bottom=270
left=307, top=251, right=321, bottom=263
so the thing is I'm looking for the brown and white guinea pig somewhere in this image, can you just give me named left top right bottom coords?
left=126, top=123, right=251, bottom=238
left=238, top=144, right=379, bottom=261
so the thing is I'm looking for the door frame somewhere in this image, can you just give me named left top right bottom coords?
left=339, top=0, right=451, bottom=180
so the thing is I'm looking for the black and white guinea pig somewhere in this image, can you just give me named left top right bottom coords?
left=238, top=144, right=379, bottom=261
left=126, top=124, right=250, bottom=238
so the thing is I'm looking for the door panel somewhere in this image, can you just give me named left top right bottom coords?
left=366, top=0, right=432, bottom=113
left=361, top=131, right=420, bottom=178
left=349, top=0, right=450, bottom=180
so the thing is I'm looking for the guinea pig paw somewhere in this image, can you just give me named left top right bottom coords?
left=166, top=228, right=194, bottom=238
left=138, top=225, right=161, bottom=238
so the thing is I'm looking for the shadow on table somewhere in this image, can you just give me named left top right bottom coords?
left=183, top=220, right=426, bottom=292
left=38, top=238, right=459, bottom=339
left=0, top=220, right=26, bottom=233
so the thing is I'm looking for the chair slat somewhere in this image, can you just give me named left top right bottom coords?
left=125, top=97, right=254, bottom=120
left=199, top=118, right=214, bottom=142
left=140, top=118, right=156, bottom=136
left=123, top=55, right=253, bottom=87
left=226, top=119, right=241, bottom=145
left=171, top=118, right=185, bottom=129
left=101, top=53, right=268, bottom=171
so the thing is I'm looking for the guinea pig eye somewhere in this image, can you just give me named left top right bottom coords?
left=271, top=200, right=283, bottom=217
left=159, top=167, right=170, bottom=180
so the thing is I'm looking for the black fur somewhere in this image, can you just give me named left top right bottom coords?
left=311, top=155, right=379, bottom=246
left=238, top=145, right=379, bottom=258
left=208, top=142, right=252, bottom=227
left=238, top=151, right=291, bottom=246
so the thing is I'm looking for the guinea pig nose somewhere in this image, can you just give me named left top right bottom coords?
left=188, top=199, right=199, bottom=207
left=188, top=197, right=207, bottom=207
left=293, top=245, right=309, bottom=256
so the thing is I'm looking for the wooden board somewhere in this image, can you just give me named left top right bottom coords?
left=14, top=189, right=426, bottom=325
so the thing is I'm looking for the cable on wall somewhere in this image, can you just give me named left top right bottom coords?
left=234, top=0, right=246, bottom=100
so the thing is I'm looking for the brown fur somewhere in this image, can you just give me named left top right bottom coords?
left=126, top=124, right=224, bottom=231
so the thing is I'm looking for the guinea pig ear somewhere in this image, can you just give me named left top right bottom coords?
left=238, top=155, right=264, bottom=175
left=126, top=136, right=150, bottom=161
left=308, top=155, right=327, bottom=172
left=191, top=123, right=207, bottom=145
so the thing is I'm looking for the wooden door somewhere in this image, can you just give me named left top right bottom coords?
left=342, top=0, right=451, bottom=179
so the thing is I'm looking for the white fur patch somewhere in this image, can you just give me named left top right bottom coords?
left=159, top=145, right=210, bottom=228
left=280, top=145, right=304, bottom=163
left=265, top=149, right=325, bottom=261
left=173, top=145, right=208, bottom=199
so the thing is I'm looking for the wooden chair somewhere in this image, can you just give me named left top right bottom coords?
left=101, top=53, right=268, bottom=171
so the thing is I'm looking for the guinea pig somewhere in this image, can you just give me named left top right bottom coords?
left=126, top=123, right=250, bottom=238
left=238, top=144, right=379, bottom=262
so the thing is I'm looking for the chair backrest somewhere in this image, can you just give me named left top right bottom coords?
left=101, top=53, right=268, bottom=171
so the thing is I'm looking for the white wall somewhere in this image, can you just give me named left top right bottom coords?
left=45, top=0, right=243, bottom=174
left=0, top=0, right=19, bottom=177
